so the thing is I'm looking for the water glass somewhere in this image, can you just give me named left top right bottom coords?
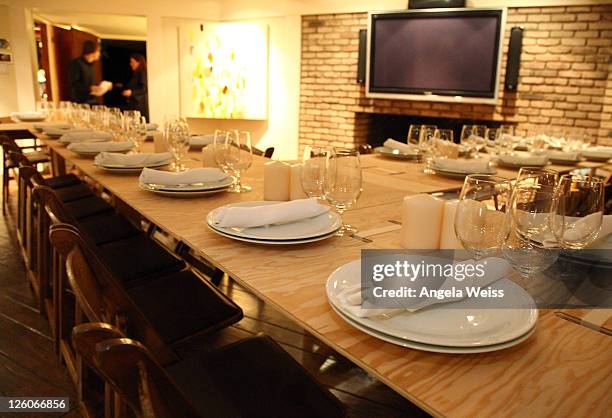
left=165, top=117, right=190, bottom=172
left=550, top=175, right=605, bottom=249
left=301, top=146, right=329, bottom=198
left=419, top=126, right=437, bottom=174
left=223, top=130, right=253, bottom=193
left=129, top=116, right=147, bottom=153
left=323, top=148, right=362, bottom=236
left=454, top=174, right=512, bottom=258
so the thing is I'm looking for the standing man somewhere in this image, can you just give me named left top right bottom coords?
left=69, top=40, right=108, bottom=103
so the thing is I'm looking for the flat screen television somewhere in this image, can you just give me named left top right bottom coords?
left=366, top=8, right=506, bottom=104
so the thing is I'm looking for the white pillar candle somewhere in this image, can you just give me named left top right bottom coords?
left=201, top=145, right=218, bottom=168
left=153, top=132, right=167, bottom=153
left=439, top=200, right=463, bottom=249
left=289, top=163, right=307, bottom=200
left=264, top=161, right=291, bottom=201
left=400, top=194, right=444, bottom=249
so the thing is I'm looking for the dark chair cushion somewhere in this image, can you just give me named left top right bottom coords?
left=79, top=213, right=142, bottom=245
left=45, top=174, right=81, bottom=189
left=127, top=270, right=242, bottom=345
left=55, top=183, right=94, bottom=202
left=23, top=151, right=49, bottom=164
left=64, top=196, right=113, bottom=220
left=97, top=235, right=185, bottom=287
left=166, top=335, right=345, bottom=418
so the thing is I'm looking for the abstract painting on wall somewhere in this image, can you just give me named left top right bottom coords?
left=179, top=22, right=268, bottom=120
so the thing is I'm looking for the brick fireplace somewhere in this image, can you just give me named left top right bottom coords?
left=298, top=5, right=612, bottom=153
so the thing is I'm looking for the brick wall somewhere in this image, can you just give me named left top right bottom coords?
left=299, top=5, right=612, bottom=152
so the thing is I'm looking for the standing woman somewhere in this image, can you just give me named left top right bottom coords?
left=122, top=53, right=149, bottom=121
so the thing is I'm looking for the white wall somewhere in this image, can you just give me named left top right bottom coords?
left=0, top=4, right=18, bottom=116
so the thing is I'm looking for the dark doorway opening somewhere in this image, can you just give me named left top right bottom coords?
left=100, top=39, right=146, bottom=109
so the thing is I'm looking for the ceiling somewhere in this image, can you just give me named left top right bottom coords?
left=34, top=11, right=147, bottom=39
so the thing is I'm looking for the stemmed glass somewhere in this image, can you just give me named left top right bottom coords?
left=502, top=184, right=559, bottom=280
left=213, top=130, right=231, bottom=174
left=516, top=167, right=558, bottom=188
left=550, top=175, right=605, bottom=249
left=223, top=130, right=253, bottom=193
left=106, top=113, right=123, bottom=141
left=128, top=116, right=147, bottom=153
left=301, top=146, right=328, bottom=198
left=165, top=117, right=190, bottom=172
left=418, top=126, right=437, bottom=174
left=407, top=125, right=421, bottom=145
left=454, top=174, right=512, bottom=258
left=323, top=148, right=362, bottom=236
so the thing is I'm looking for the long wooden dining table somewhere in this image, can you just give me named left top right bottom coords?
left=4, top=122, right=612, bottom=418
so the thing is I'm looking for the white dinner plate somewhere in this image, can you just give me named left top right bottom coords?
left=431, top=166, right=497, bottom=179
left=71, top=147, right=134, bottom=158
left=207, top=224, right=338, bottom=245
left=375, top=146, right=421, bottom=160
left=206, top=201, right=342, bottom=241
left=326, top=260, right=538, bottom=347
left=94, top=162, right=170, bottom=174
left=496, top=159, right=547, bottom=169
left=330, top=303, right=536, bottom=354
left=139, top=182, right=229, bottom=197
left=14, top=113, right=46, bottom=122
left=581, top=152, right=611, bottom=162
left=33, top=123, right=72, bottom=132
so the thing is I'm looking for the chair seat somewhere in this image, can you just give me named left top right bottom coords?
left=127, top=270, right=242, bottom=345
left=166, top=335, right=345, bottom=418
left=79, top=213, right=142, bottom=245
left=45, top=174, right=82, bottom=189
left=97, top=235, right=185, bottom=287
left=65, top=196, right=114, bottom=220
left=55, top=183, right=94, bottom=203
left=23, top=151, right=50, bottom=164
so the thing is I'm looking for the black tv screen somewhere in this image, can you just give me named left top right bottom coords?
left=367, top=9, right=504, bottom=100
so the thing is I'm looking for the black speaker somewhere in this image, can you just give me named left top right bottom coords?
left=505, top=27, right=523, bottom=91
left=408, top=0, right=466, bottom=9
left=357, top=29, right=367, bottom=84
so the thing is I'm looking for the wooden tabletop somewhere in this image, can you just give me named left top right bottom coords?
left=5, top=123, right=611, bottom=418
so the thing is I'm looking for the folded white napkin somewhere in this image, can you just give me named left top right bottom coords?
left=213, top=198, right=330, bottom=229
left=432, top=157, right=491, bottom=173
left=140, top=167, right=227, bottom=185
left=498, top=152, right=548, bottom=166
left=336, top=257, right=513, bottom=318
left=68, top=141, right=135, bottom=153
left=94, top=152, right=172, bottom=167
left=146, top=123, right=158, bottom=131
left=543, top=214, right=612, bottom=248
left=59, top=131, right=113, bottom=143
left=546, top=150, right=580, bottom=161
left=190, top=134, right=215, bottom=148
left=581, top=147, right=612, bottom=160
left=383, top=138, right=418, bottom=154
left=33, top=122, right=72, bottom=132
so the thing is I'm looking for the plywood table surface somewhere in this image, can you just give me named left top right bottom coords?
left=12, top=125, right=612, bottom=418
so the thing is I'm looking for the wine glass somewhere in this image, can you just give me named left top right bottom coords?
left=454, top=174, right=512, bottom=258
left=323, top=148, right=362, bottom=236
left=434, top=129, right=454, bottom=142
left=301, top=146, right=328, bottom=198
left=419, top=126, right=437, bottom=174
left=106, top=113, right=123, bottom=141
left=407, top=125, right=421, bottom=145
left=516, top=167, right=558, bottom=188
left=502, top=184, right=559, bottom=280
left=550, top=175, right=605, bottom=249
left=165, top=117, right=190, bottom=172
left=223, top=130, right=253, bottom=193
left=129, top=116, right=147, bottom=153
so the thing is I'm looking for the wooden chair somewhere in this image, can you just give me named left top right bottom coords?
left=1, top=135, right=49, bottom=213
left=73, top=323, right=346, bottom=418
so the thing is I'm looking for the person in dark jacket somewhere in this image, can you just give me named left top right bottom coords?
left=122, top=53, right=149, bottom=121
left=69, top=40, right=107, bottom=104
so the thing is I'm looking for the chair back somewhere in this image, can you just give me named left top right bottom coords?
left=95, top=337, right=201, bottom=418
left=32, top=185, right=80, bottom=227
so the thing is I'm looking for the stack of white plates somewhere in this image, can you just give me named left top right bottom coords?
left=12, top=112, right=46, bottom=122
left=206, top=201, right=342, bottom=245
left=139, top=176, right=235, bottom=197
left=326, top=260, right=538, bottom=354
left=374, top=146, right=421, bottom=161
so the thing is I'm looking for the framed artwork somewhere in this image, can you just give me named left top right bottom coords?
left=179, top=22, right=269, bottom=120
left=0, top=38, right=10, bottom=50
left=0, top=52, right=12, bottom=63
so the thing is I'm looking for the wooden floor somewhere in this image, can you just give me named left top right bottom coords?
left=0, top=178, right=428, bottom=418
